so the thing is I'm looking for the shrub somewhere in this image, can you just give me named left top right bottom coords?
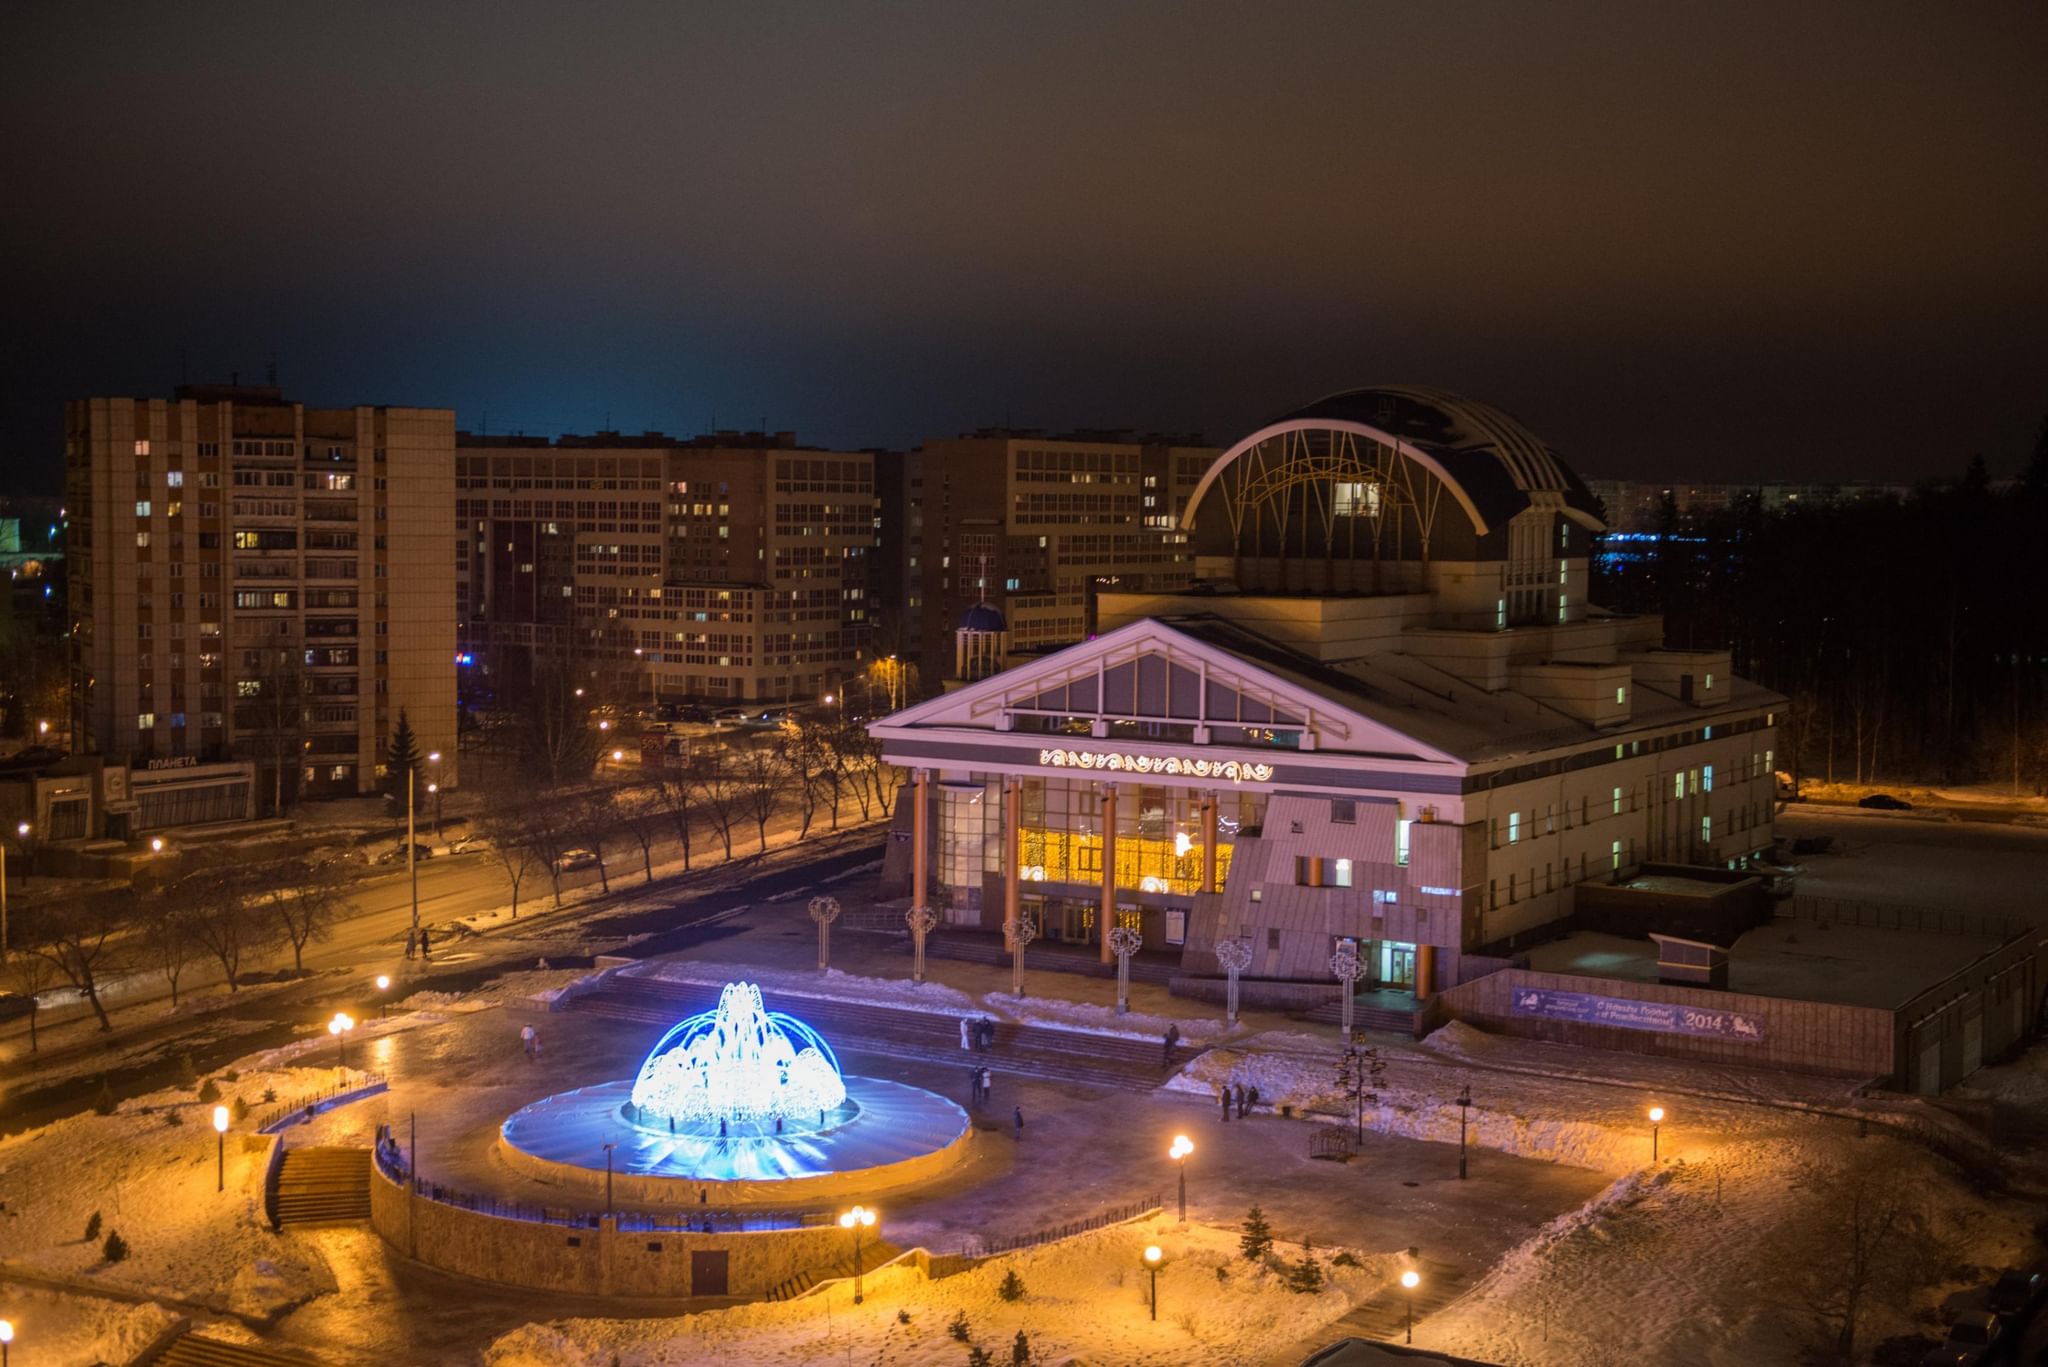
left=1010, top=1330, right=1032, bottom=1366
left=231, top=1096, right=250, bottom=1125
left=997, top=1267, right=1026, bottom=1302
left=84, top=1211, right=102, bottom=1241
left=220, top=1068, right=240, bottom=1082
left=1239, top=1205, right=1274, bottom=1263
left=1331, top=1251, right=1360, bottom=1268
left=93, top=1079, right=117, bottom=1116
left=967, top=1348, right=993, bottom=1367
left=197, top=1078, right=222, bottom=1104
left=261, top=1086, right=278, bottom=1104
left=896, top=1308, right=911, bottom=1325
left=1214, top=1264, right=1229, bottom=1282
left=103, top=1230, right=130, bottom=1263
left=173, top=1051, right=198, bottom=1086
left=165, top=1109, right=184, bottom=1127
left=948, top=1310, right=971, bottom=1343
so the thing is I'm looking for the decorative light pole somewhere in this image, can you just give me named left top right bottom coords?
left=1108, top=925, right=1144, bottom=1015
left=1456, top=1083, right=1472, bottom=1180
left=603, top=1141, right=617, bottom=1223
left=1330, top=943, right=1368, bottom=1041
left=1004, top=907, right=1038, bottom=998
left=1400, top=1268, right=1421, bottom=1343
left=1169, top=1134, right=1194, bottom=1222
left=427, top=781, right=442, bottom=840
left=905, top=904, right=939, bottom=984
left=1215, top=936, right=1253, bottom=1028
left=809, top=895, right=841, bottom=971
left=0, top=1315, right=12, bottom=1367
left=213, top=1104, right=230, bottom=1191
left=839, top=1204, right=877, bottom=1304
left=1142, top=1245, right=1163, bottom=1321
left=1648, top=1105, right=1664, bottom=1163
left=328, top=1012, right=355, bottom=1070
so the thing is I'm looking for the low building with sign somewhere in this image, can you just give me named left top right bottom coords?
left=869, top=386, right=1786, bottom=1001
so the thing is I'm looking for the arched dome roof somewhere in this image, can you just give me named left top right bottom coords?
left=959, top=601, right=1008, bottom=633
left=1182, top=384, right=1605, bottom=536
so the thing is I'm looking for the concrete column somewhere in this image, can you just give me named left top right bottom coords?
left=1003, top=777, right=1021, bottom=935
left=1200, top=792, right=1217, bottom=894
left=1100, top=784, right=1118, bottom=964
left=1416, top=943, right=1437, bottom=998
left=911, top=769, right=930, bottom=911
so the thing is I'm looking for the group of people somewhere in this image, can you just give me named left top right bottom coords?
left=966, top=1064, right=997, bottom=1108
left=519, top=1024, right=544, bottom=1060
left=405, top=927, right=433, bottom=961
left=959, top=1015, right=998, bottom=1051
left=1219, top=1081, right=1259, bottom=1120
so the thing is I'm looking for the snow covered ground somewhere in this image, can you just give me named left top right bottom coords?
left=0, top=1286, right=180, bottom=1367
left=484, top=1213, right=1392, bottom=1367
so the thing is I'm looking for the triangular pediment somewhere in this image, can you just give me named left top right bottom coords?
left=873, top=619, right=1461, bottom=766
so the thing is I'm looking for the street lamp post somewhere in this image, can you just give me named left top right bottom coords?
left=1648, top=1106, right=1664, bottom=1163
left=1400, top=1269, right=1420, bottom=1344
left=1170, top=1134, right=1193, bottom=1222
left=838, top=1205, right=877, bottom=1304
left=408, top=752, right=441, bottom=947
left=603, top=1141, right=616, bottom=1223
left=427, top=782, right=442, bottom=839
left=1215, top=937, right=1252, bottom=1028
left=1108, top=926, right=1143, bottom=1015
left=809, top=895, right=841, bottom=971
left=213, top=1103, right=230, bottom=1191
left=0, top=1315, right=12, bottom=1367
left=1143, top=1245, right=1162, bottom=1321
left=329, top=1012, right=355, bottom=1070
left=1457, top=1083, right=1472, bottom=1180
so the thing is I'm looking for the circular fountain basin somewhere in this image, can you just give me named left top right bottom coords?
left=498, top=1075, right=973, bottom=1206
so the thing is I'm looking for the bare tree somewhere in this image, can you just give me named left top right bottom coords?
left=516, top=654, right=599, bottom=790
left=616, top=782, right=664, bottom=883
left=136, top=871, right=203, bottom=1007
left=476, top=789, right=542, bottom=917
left=1, top=943, right=59, bottom=1051
left=181, top=861, right=278, bottom=992
left=734, top=743, right=791, bottom=853
left=518, top=795, right=574, bottom=906
left=648, top=761, right=702, bottom=874
left=566, top=787, right=616, bottom=894
left=779, top=719, right=835, bottom=838
left=258, top=857, right=350, bottom=973
left=1786, top=1147, right=1949, bottom=1360
left=18, top=889, right=132, bottom=1031
left=695, top=754, right=745, bottom=862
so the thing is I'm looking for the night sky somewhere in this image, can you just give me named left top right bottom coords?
left=4, top=1, right=2044, bottom=489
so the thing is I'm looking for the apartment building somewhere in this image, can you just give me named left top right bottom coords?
left=66, top=386, right=455, bottom=817
left=908, top=430, right=1216, bottom=684
left=456, top=430, right=874, bottom=704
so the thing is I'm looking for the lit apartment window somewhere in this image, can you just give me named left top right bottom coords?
left=1672, top=772, right=1683, bottom=799
left=1558, top=559, right=1567, bottom=584
left=1495, top=599, right=1506, bottom=629
left=1701, top=814, right=1712, bottom=843
left=134, top=440, right=150, bottom=455
left=1395, top=818, right=1412, bottom=866
left=1508, top=812, right=1521, bottom=844
left=1615, top=685, right=1627, bottom=705
left=136, top=531, right=151, bottom=547
left=1703, top=725, right=1713, bottom=740
left=1704, top=672, right=1713, bottom=692
left=135, top=501, right=151, bottom=517
left=1703, top=765, right=1714, bottom=793
left=167, top=471, right=183, bottom=487
left=137, top=712, right=155, bottom=729
left=1611, top=785, right=1622, bottom=815
left=1558, top=595, right=1567, bottom=622
left=1688, top=768, right=1699, bottom=796
left=1331, top=859, right=1353, bottom=888
left=1611, top=839, right=1622, bottom=871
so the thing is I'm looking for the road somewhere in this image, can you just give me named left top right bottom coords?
left=1774, top=805, right=2048, bottom=925
left=1, top=802, right=876, bottom=1050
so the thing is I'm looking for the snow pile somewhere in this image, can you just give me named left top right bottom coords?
left=228, top=1252, right=339, bottom=1322
left=484, top=1215, right=1388, bottom=1367
left=634, top=959, right=978, bottom=1011
left=0, top=1287, right=180, bottom=1367
left=982, top=992, right=1234, bottom=1043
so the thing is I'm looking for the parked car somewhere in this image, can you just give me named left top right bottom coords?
left=678, top=705, right=713, bottom=724
left=1858, top=793, right=1912, bottom=810
left=447, top=834, right=489, bottom=855
left=754, top=708, right=791, bottom=726
left=375, top=842, right=434, bottom=865
left=553, top=848, right=598, bottom=873
left=1919, top=1311, right=2001, bottom=1366
left=712, top=707, right=751, bottom=725
left=1988, top=1268, right=2045, bottom=1320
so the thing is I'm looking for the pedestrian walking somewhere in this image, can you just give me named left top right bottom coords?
left=1220, top=1084, right=1231, bottom=1122
left=1163, top=1023, right=1181, bottom=1067
left=531, top=1032, right=542, bottom=1061
left=980, top=1066, right=993, bottom=1104
left=521, top=1024, right=535, bottom=1059
left=405, top=928, right=417, bottom=960
left=1247, top=1085, right=1260, bottom=1112
left=1234, top=1082, right=1247, bottom=1118
left=420, top=928, right=432, bottom=960
left=968, top=1065, right=981, bottom=1108
left=1012, top=1106, right=1024, bottom=1140
left=960, top=1017, right=972, bottom=1051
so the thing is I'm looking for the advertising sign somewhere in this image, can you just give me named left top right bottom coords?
left=1509, top=986, right=1765, bottom=1042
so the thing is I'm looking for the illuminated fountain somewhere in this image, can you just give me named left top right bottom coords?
left=498, top=981, right=972, bottom=1205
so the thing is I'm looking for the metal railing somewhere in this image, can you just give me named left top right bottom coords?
left=370, top=1141, right=824, bottom=1232
left=254, top=1072, right=390, bottom=1134
left=1781, top=895, right=2021, bottom=941
left=953, top=1193, right=1161, bottom=1258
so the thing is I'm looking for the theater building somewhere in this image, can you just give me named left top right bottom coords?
left=870, top=386, right=1784, bottom=996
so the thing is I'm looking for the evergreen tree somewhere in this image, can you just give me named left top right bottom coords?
left=84, top=1210, right=102, bottom=1241
left=387, top=709, right=422, bottom=796
left=102, top=1229, right=130, bottom=1263
left=197, top=1077, right=221, bottom=1103
left=966, top=1348, right=993, bottom=1367
left=1285, top=1239, right=1324, bottom=1294
left=1239, top=1205, right=1274, bottom=1262
left=997, top=1267, right=1026, bottom=1301
left=948, top=1310, right=971, bottom=1342
left=1010, top=1330, right=1032, bottom=1366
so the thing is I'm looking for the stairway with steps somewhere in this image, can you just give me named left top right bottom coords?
left=145, top=1331, right=323, bottom=1367
left=1301, top=994, right=1427, bottom=1038
left=1322, top=1256, right=1468, bottom=1342
left=268, top=1146, right=371, bottom=1229
left=570, top=977, right=1196, bottom=1092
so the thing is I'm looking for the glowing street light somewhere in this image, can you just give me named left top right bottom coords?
left=610, top=749, right=624, bottom=762
left=375, top=974, right=391, bottom=992
left=0, top=1316, right=12, bottom=1367
left=839, top=1204, right=877, bottom=1303
left=329, top=1012, right=356, bottom=1069
left=150, top=836, right=165, bottom=853
left=1169, top=1134, right=1194, bottom=1222
left=213, top=1103, right=230, bottom=1191
left=1143, top=1244, right=1163, bottom=1320
left=1648, top=1106, right=1665, bottom=1163
left=1400, top=1268, right=1421, bottom=1343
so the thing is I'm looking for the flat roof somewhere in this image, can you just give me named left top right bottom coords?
left=1525, top=923, right=2004, bottom=1009
left=1613, top=873, right=1740, bottom=900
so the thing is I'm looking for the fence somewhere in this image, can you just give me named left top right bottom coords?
left=1781, top=895, right=2020, bottom=941
left=953, top=1193, right=1162, bottom=1258
left=369, top=1139, right=823, bottom=1232
left=254, top=1072, right=389, bottom=1134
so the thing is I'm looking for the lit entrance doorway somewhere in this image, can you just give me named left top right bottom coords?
left=1376, top=941, right=1416, bottom=990
left=1054, top=900, right=1096, bottom=946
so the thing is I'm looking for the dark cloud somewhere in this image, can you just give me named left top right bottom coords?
left=3, top=0, right=2043, bottom=486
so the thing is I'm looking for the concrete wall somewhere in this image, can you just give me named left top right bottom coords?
left=369, top=1159, right=855, bottom=1298
left=1896, top=930, right=2048, bottom=1094
left=1431, top=967, right=1895, bottom=1078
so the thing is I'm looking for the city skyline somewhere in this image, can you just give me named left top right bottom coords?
left=5, top=1, right=2045, bottom=491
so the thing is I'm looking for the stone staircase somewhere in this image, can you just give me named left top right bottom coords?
left=1321, top=1255, right=1468, bottom=1342
left=570, top=977, right=1196, bottom=1092
left=145, top=1332, right=323, bottom=1367
left=268, top=1146, right=371, bottom=1228
left=1300, top=995, right=1428, bottom=1039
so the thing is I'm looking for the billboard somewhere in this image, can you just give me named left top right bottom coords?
left=1509, top=986, right=1765, bottom=1042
